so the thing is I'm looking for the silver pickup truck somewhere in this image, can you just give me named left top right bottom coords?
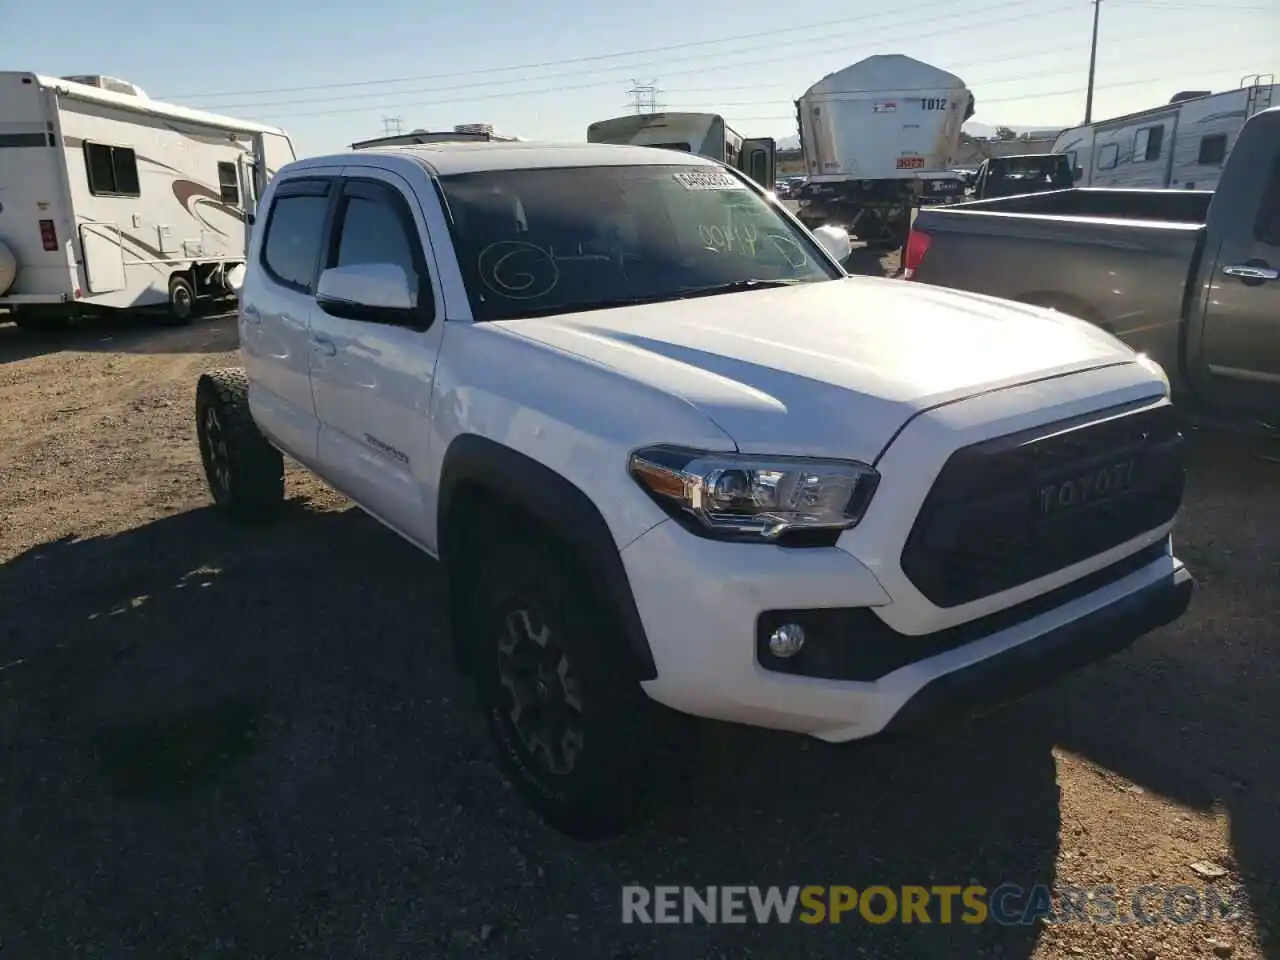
left=906, top=106, right=1280, bottom=432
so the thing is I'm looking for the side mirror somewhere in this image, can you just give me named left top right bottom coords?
left=315, top=263, right=427, bottom=327
left=812, top=224, right=852, bottom=264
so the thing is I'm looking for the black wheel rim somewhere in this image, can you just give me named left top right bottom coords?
left=496, top=607, right=584, bottom=777
left=200, top=404, right=232, bottom=499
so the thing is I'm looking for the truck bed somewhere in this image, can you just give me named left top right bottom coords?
left=935, top=186, right=1214, bottom=223
left=907, top=187, right=1214, bottom=380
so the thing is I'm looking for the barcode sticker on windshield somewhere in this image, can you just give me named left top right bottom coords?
left=672, top=170, right=748, bottom=191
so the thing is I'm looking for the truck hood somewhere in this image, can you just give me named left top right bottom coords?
left=503, top=276, right=1139, bottom=459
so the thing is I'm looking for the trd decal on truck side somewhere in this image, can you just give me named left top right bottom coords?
left=364, top=434, right=410, bottom=466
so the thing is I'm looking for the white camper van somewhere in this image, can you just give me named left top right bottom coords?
left=586, top=112, right=777, bottom=188
left=1053, top=74, right=1276, bottom=190
left=0, top=72, right=295, bottom=330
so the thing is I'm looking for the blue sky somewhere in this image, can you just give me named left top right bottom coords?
left=4, top=0, right=1275, bottom=158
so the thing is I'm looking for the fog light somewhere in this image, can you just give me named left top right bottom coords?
left=767, top=623, right=806, bottom=658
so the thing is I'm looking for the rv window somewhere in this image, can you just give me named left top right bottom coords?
left=1096, top=143, right=1119, bottom=170
left=1197, top=134, right=1227, bottom=166
left=261, top=187, right=331, bottom=292
left=1133, top=125, right=1163, bottom=162
left=83, top=142, right=140, bottom=197
left=217, top=162, right=240, bottom=205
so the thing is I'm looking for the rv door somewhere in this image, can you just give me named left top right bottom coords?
left=739, top=137, right=776, bottom=189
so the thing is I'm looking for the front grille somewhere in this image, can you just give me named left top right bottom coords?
left=900, top=399, right=1185, bottom=608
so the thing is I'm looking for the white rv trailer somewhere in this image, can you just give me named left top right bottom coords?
left=1053, top=74, right=1276, bottom=190
left=0, top=71, right=296, bottom=330
left=585, top=112, right=777, bottom=189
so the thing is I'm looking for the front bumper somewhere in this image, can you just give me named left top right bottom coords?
left=624, top=520, right=1192, bottom=742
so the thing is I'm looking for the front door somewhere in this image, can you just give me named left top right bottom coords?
left=1199, top=151, right=1280, bottom=411
left=310, top=169, right=445, bottom=546
left=739, top=137, right=777, bottom=190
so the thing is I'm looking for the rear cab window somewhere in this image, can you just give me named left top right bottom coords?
left=259, top=178, right=332, bottom=292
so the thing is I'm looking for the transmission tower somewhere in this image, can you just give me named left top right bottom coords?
left=381, top=115, right=404, bottom=136
left=627, top=80, right=662, bottom=114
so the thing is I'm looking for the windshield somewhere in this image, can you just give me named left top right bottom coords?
left=437, top=163, right=839, bottom=322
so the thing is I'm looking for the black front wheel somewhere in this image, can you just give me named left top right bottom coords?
left=466, top=535, right=670, bottom=839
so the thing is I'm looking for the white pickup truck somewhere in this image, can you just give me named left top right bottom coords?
left=195, top=141, right=1194, bottom=838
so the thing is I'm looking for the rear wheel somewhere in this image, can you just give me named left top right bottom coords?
left=166, top=275, right=197, bottom=326
left=195, top=369, right=284, bottom=524
left=464, top=533, right=670, bottom=839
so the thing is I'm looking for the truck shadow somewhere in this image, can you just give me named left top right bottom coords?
left=0, top=309, right=237, bottom=364
left=0, top=502, right=1058, bottom=957
left=0, top=433, right=1272, bottom=957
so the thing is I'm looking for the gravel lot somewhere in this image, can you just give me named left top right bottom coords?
left=0, top=301, right=1276, bottom=960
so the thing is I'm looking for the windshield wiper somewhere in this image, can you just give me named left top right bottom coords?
left=674, top=278, right=804, bottom=299
left=494, top=280, right=804, bottom=321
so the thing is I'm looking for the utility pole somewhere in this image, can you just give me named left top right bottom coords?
left=626, top=80, right=661, bottom=114
left=1083, top=0, right=1101, bottom=123
left=381, top=115, right=403, bottom=136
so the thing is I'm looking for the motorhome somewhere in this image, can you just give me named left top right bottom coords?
left=585, top=112, right=776, bottom=189
left=0, top=71, right=295, bottom=330
left=1053, top=74, right=1276, bottom=190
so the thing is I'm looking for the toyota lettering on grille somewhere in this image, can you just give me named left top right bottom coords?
left=1037, top=459, right=1137, bottom=519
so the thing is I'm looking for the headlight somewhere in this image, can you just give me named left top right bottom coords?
left=628, top=445, right=880, bottom=543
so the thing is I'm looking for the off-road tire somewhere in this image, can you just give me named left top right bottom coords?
left=166, top=275, right=197, bottom=326
left=464, top=533, right=664, bottom=839
left=195, top=368, right=284, bottom=524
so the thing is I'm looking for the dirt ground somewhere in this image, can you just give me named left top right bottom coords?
left=0, top=304, right=1276, bottom=960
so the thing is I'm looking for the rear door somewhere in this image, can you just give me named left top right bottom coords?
left=239, top=170, right=342, bottom=465
left=1199, top=149, right=1280, bottom=404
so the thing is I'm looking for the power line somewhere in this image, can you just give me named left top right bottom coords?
left=237, top=27, right=1271, bottom=122
left=194, top=0, right=1066, bottom=112
left=647, top=34, right=1265, bottom=110
left=217, top=2, right=1083, bottom=119
left=156, top=0, right=1036, bottom=102
left=698, top=64, right=1269, bottom=126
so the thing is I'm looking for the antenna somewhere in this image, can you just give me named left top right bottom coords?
left=627, top=79, right=662, bottom=114
left=381, top=115, right=404, bottom=136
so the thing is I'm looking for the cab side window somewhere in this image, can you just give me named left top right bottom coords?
left=260, top=178, right=332, bottom=292
left=328, top=180, right=430, bottom=308
left=1256, top=154, right=1280, bottom=246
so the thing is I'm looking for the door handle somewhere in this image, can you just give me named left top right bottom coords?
left=311, top=335, right=337, bottom=357
left=1222, top=264, right=1278, bottom=281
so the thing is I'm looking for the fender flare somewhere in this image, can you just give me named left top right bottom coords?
left=437, top=434, right=658, bottom=681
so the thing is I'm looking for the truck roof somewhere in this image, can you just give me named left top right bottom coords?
left=8, top=72, right=289, bottom=137
left=309, top=140, right=725, bottom=176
